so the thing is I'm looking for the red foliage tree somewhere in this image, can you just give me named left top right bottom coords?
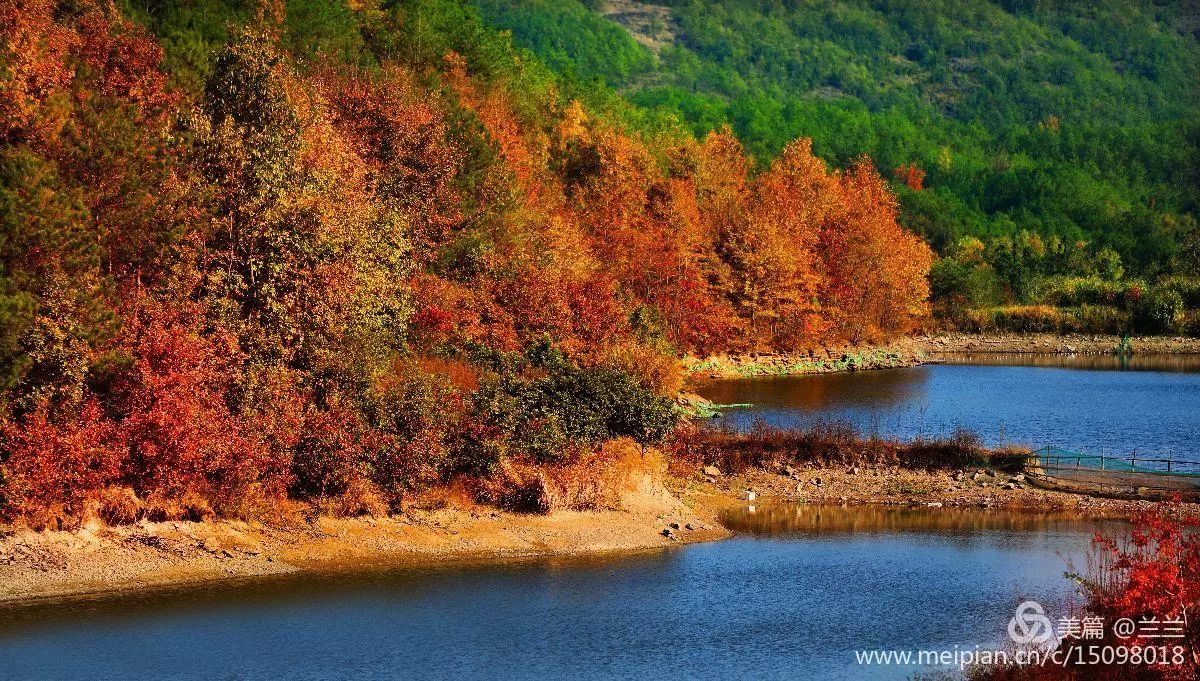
left=111, top=303, right=287, bottom=510
left=0, top=398, right=120, bottom=523
left=1083, top=509, right=1200, bottom=673
left=893, top=162, right=925, bottom=191
left=821, top=158, right=933, bottom=342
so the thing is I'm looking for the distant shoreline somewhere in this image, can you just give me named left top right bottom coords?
left=909, top=332, right=1200, bottom=356
left=683, top=346, right=924, bottom=379
left=684, top=333, right=1200, bottom=380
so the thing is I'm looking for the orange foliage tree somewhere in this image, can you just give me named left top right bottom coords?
left=821, top=158, right=933, bottom=342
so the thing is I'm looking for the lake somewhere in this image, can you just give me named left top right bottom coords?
left=3, top=354, right=1181, bottom=680
left=696, top=353, right=1200, bottom=460
left=0, top=505, right=1110, bottom=681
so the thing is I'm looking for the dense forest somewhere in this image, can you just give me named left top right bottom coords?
left=475, top=0, right=1200, bottom=278
left=0, top=0, right=930, bottom=524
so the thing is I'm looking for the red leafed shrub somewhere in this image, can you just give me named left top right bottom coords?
left=1082, top=510, right=1200, bottom=664
left=112, top=305, right=280, bottom=513
left=0, top=399, right=120, bottom=525
left=977, top=510, right=1200, bottom=679
left=892, top=162, right=925, bottom=191
left=289, top=403, right=371, bottom=499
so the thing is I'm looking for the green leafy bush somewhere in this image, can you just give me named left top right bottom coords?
left=974, top=306, right=1065, bottom=333
left=1160, top=277, right=1200, bottom=309
left=962, top=305, right=1131, bottom=335
left=1072, top=305, right=1130, bottom=335
left=1131, top=288, right=1184, bottom=334
left=1038, top=277, right=1143, bottom=308
left=929, top=257, right=1000, bottom=313
left=468, top=345, right=677, bottom=465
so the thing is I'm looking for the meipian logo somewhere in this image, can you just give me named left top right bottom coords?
left=1008, top=601, right=1055, bottom=644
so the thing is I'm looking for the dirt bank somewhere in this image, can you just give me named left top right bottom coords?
left=670, top=460, right=1185, bottom=518
left=0, top=473, right=730, bottom=605
left=683, top=346, right=923, bottom=379
left=4, top=461, right=1185, bottom=605
left=910, top=332, right=1200, bottom=355
left=682, top=332, right=1200, bottom=382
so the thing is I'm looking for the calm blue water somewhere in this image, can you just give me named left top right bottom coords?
left=2, top=356, right=1177, bottom=680
left=0, top=506, right=1104, bottom=681
left=697, top=354, right=1200, bottom=460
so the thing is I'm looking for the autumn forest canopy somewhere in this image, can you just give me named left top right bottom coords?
left=2, top=0, right=1198, bottom=526
left=0, top=0, right=938, bottom=523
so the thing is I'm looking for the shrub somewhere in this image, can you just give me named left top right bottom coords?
left=87, top=486, right=142, bottom=525
left=974, top=306, right=1066, bottom=333
left=1083, top=510, right=1200, bottom=656
left=471, top=438, right=657, bottom=513
left=1131, top=287, right=1184, bottom=334
left=468, top=345, right=678, bottom=464
left=973, top=509, right=1200, bottom=680
left=673, top=421, right=989, bottom=473
left=313, top=477, right=389, bottom=518
left=0, top=399, right=121, bottom=526
left=1038, top=276, right=1140, bottom=308
left=601, top=342, right=684, bottom=396
left=1159, top=277, right=1200, bottom=308
left=1182, top=310, right=1200, bottom=338
left=365, top=360, right=470, bottom=499
left=1072, top=304, right=1130, bottom=335
left=904, top=429, right=985, bottom=469
left=962, top=304, right=1131, bottom=335
left=288, top=404, right=370, bottom=499
left=142, top=490, right=215, bottom=523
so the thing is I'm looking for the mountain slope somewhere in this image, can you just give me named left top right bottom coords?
left=474, top=0, right=1200, bottom=271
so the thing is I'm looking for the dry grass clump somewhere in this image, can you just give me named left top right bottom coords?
left=13, top=503, right=76, bottom=532
left=308, top=478, right=390, bottom=518
left=472, top=438, right=662, bottom=514
left=142, top=491, right=216, bottom=523
left=67, top=485, right=306, bottom=529
left=674, top=420, right=994, bottom=473
left=89, top=486, right=142, bottom=525
left=20, top=488, right=216, bottom=530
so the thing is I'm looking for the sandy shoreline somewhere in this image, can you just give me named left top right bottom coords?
left=0, top=473, right=731, bottom=606
left=2, top=462, right=1181, bottom=606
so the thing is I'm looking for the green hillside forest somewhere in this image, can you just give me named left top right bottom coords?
left=475, top=0, right=1200, bottom=321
